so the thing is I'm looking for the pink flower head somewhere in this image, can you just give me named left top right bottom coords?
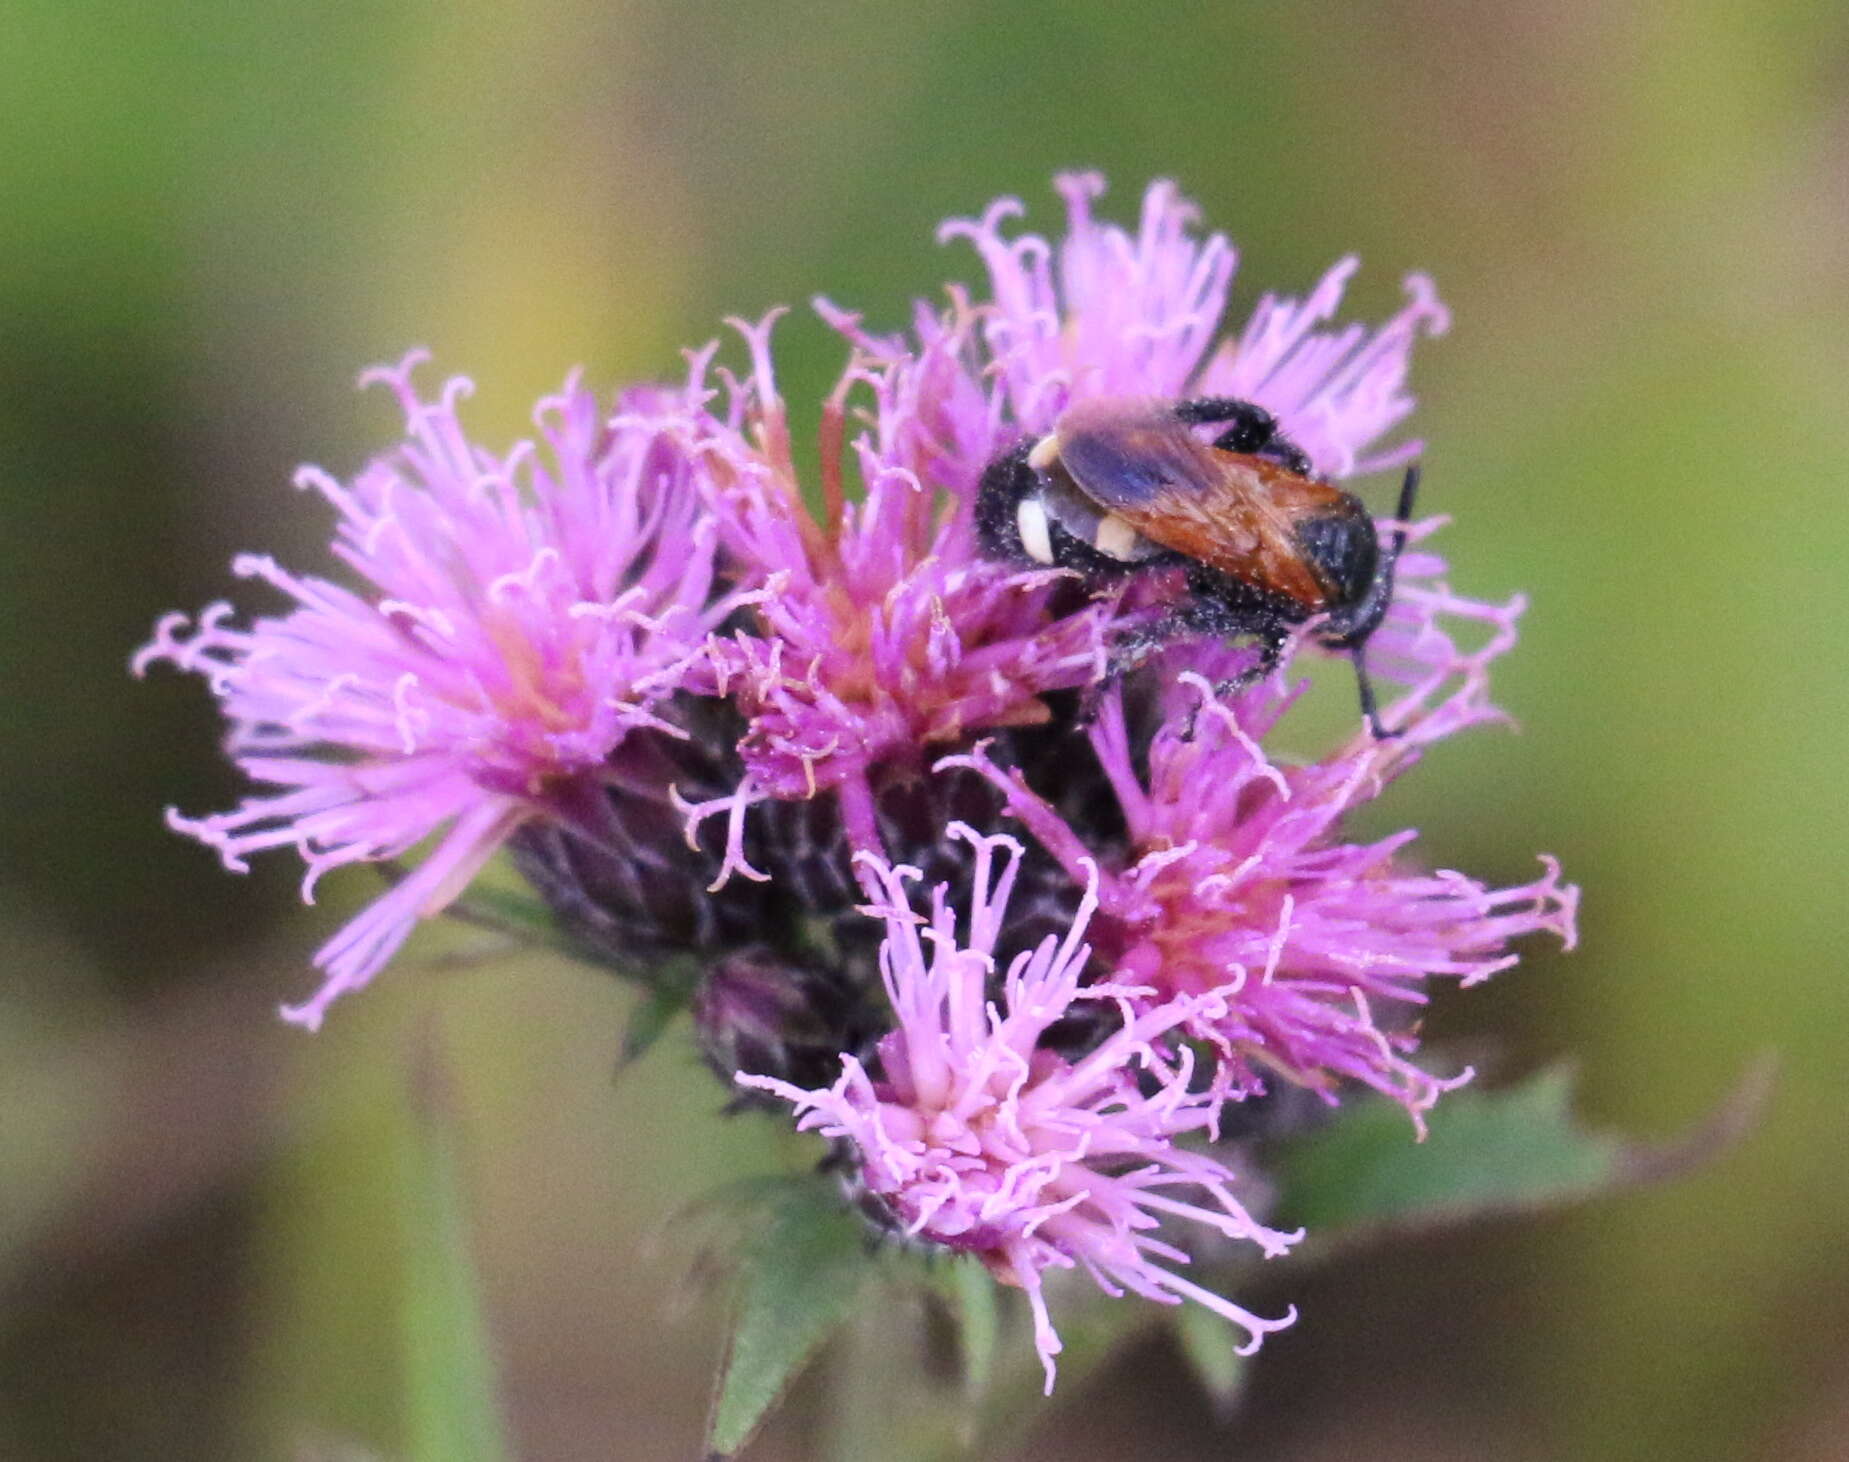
left=671, top=175, right=1449, bottom=883
left=739, top=826, right=1300, bottom=1393
left=943, top=538, right=1579, bottom=1130
left=134, top=353, right=736, bottom=1028
left=940, top=171, right=1449, bottom=478
left=676, top=309, right=1111, bottom=875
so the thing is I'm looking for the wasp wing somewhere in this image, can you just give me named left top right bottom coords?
left=1054, top=402, right=1344, bottom=608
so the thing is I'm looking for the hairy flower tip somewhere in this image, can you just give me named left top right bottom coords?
left=946, top=657, right=1578, bottom=1130
left=739, top=825, right=1301, bottom=1395
left=134, top=354, right=739, bottom=1029
left=940, top=172, right=1448, bottom=478
left=680, top=309, right=1111, bottom=853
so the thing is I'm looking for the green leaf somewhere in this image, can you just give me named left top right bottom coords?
left=1173, top=1301, right=1249, bottom=1417
left=443, top=883, right=569, bottom=949
left=946, top=1257, right=999, bottom=1408
left=1271, top=1064, right=1626, bottom=1237
left=618, top=976, right=695, bottom=1072
left=1272, top=1065, right=1619, bottom=1233
left=706, top=1179, right=874, bottom=1459
left=397, top=1064, right=510, bottom=1462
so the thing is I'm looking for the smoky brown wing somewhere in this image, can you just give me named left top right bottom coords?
left=1051, top=407, right=1234, bottom=513
left=1090, top=454, right=1348, bottom=609
left=1054, top=402, right=1356, bottom=607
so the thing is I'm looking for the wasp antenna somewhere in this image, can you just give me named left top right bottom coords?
left=1352, top=646, right=1398, bottom=740
left=1389, top=464, right=1422, bottom=556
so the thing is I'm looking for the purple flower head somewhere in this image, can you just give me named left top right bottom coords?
left=134, top=175, right=1587, bottom=1422
left=739, top=826, right=1300, bottom=1394
left=663, top=174, right=1574, bottom=1132
left=134, top=354, right=735, bottom=1028
left=675, top=309, right=1110, bottom=876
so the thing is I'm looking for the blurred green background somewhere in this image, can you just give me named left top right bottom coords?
left=5, top=2, right=1847, bottom=1458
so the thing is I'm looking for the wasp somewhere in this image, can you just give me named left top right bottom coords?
left=975, top=395, right=1419, bottom=737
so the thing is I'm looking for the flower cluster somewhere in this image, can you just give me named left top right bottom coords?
left=140, top=175, right=1575, bottom=1382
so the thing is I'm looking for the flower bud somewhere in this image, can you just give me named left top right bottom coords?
left=691, top=947, right=873, bottom=1096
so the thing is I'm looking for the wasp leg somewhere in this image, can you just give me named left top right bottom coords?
left=1075, top=674, right=1112, bottom=726
left=1163, top=630, right=1288, bottom=741
left=1173, top=396, right=1264, bottom=427
left=1212, top=628, right=1288, bottom=700
left=1190, top=627, right=1283, bottom=730
left=1098, top=593, right=1290, bottom=738
left=1172, top=396, right=1314, bottom=475
left=1079, top=616, right=1172, bottom=725
left=1351, top=646, right=1401, bottom=741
